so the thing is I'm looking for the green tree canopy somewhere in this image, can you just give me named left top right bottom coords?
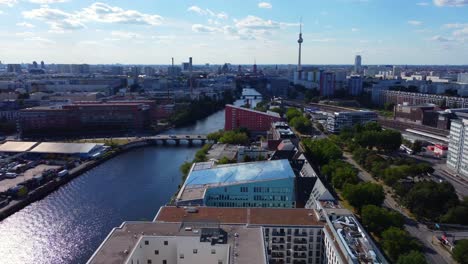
left=396, top=251, right=427, bottom=264
left=361, top=205, right=405, bottom=235
left=303, top=138, right=343, bottom=166
left=381, top=227, right=421, bottom=261
left=404, top=182, right=459, bottom=220
left=342, top=182, right=385, bottom=212
left=286, top=108, right=302, bottom=121
left=453, top=239, right=468, bottom=264
left=290, top=116, right=312, bottom=134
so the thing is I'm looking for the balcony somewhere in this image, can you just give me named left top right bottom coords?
left=293, top=238, right=307, bottom=244
left=293, top=246, right=307, bottom=252
left=271, top=252, right=285, bottom=258
left=272, top=245, right=285, bottom=251
left=293, top=232, right=308, bottom=237
left=272, top=231, right=286, bottom=236
left=272, top=238, right=286, bottom=244
left=293, top=253, right=307, bottom=259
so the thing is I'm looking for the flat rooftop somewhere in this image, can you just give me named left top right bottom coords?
left=185, top=159, right=295, bottom=186
left=226, top=104, right=281, bottom=118
left=177, top=159, right=295, bottom=201
left=29, top=142, right=103, bottom=154
left=155, top=206, right=324, bottom=227
left=0, top=141, right=38, bottom=153
left=87, top=222, right=265, bottom=264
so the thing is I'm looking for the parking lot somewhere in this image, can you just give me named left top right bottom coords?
left=0, top=164, right=61, bottom=192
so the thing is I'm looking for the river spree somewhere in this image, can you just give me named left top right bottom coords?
left=0, top=97, right=259, bottom=264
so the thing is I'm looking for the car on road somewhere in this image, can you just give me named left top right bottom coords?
left=170, top=135, right=177, bottom=139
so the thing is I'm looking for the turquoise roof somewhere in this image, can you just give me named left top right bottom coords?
left=184, top=159, right=295, bottom=186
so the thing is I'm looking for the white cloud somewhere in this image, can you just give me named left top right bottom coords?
left=22, top=3, right=163, bottom=32
left=408, top=20, right=423, bottom=26
left=433, top=0, right=468, bottom=6
left=16, top=22, right=35, bottom=28
left=351, top=27, right=359, bottom=32
left=235, top=15, right=280, bottom=30
left=111, top=30, right=143, bottom=39
left=187, top=5, right=228, bottom=19
left=453, top=27, right=468, bottom=37
left=80, top=2, right=163, bottom=25
left=431, top=35, right=453, bottom=42
left=23, top=6, right=86, bottom=32
left=192, top=24, right=220, bottom=33
left=444, top=23, right=468, bottom=28
left=416, top=2, right=430, bottom=5
left=28, top=0, right=68, bottom=4
left=258, top=2, right=272, bottom=9
left=0, top=0, right=16, bottom=7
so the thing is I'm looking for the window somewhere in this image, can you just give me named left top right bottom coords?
left=164, top=241, right=168, bottom=246
left=154, top=250, right=159, bottom=255
left=162, top=260, right=167, bottom=264
left=147, top=260, right=152, bottom=264
left=193, top=249, right=198, bottom=254
left=211, top=249, right=216, bottom=254
left=180, top=254, right=184, bottom=259
left=145, top=240, right=149, bottom=245
left=218, top=261, right=223, bottom=264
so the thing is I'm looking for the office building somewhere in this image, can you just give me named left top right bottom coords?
left=458, top=73, right=468, bottom=84
left=447, top=116, right=468, bottom=180
left=175, top=159, right=296, bottom=208
left=110, top=66, right=124, bottom=75
left=354, top=55, right=362, bottom=74
left=144, top=66, right=156, bottom=76
left=319, top=72, right=336, bottom=97
left=224, top=104, right=282, bottom=133
left=326, top=111, right=378, bottom=133
left=7, top=64, right=22, bottom=73
left=347, top=75, right=363, bottom=96
left=70, top=64, right=90, bottom=74
left=394, top=104, right=440, bottom=126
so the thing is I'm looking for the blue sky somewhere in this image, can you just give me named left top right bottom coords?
left=0, top=0, right=467, bottom=65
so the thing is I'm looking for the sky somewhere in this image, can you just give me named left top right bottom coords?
left=0, top=0, right=467, bottom=65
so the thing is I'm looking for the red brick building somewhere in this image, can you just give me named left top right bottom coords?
left=225, top=104, right=281, bottom=132
left=19, top=101, right=157, bottom=136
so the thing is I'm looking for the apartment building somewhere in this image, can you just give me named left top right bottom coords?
left=225, top=104, right=282, bottom=133
left=447, top=116, right=468, bottom=180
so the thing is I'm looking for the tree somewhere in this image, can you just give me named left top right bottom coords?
left=218, top=131, right=249, bottom=145
left=286, top=108, right=302, bottom=121
left=453, top=239, right=468, bottom=264
left=361, top=205, right=404, bottom=235
left=381, top=227, right=421, bottom=261
left=218, top=156, right=233, bottom=164
left=441, top=197, right=468, bottom=225
left=207, top=130, right=224, bottom=142
left=363, top=122, right=382, bottom=132
left=342, top=182, right=385, bottom=212
left=290, top=116, right=312, bottom=134
left=303, top=138, right=342, bottom=166
left=404, top=182, right=459, bottom=220
left=396, top=251, right=427, bottom=264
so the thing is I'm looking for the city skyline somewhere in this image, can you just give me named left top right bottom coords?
left=0, top=0, right=467, bottom=65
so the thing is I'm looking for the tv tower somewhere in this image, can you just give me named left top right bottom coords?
left=297, top=18, right=303, bottom=72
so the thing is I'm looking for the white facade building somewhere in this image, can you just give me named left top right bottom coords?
left=447, top=117, right=468, bottom=180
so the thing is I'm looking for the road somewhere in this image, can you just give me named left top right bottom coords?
left=397, top=152, right=468, bottom=198
left=343, top=153, right=454, bottom=264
